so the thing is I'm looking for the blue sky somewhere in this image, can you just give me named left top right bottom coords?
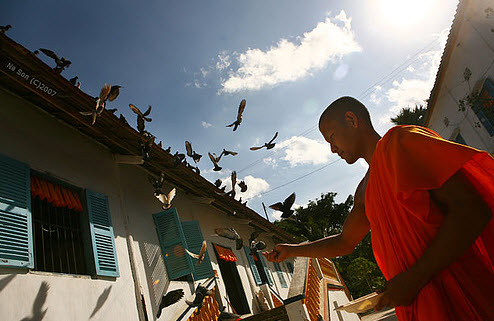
left=2, top=0, right=458, bottom=220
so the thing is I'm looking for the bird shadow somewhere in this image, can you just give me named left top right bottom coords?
left=0, top=274, right=16, bottom=292
left=89, top=286, right=112, bottom=319
left=20, top=281, right=50, bottom=321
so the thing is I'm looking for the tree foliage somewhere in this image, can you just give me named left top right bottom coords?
left=274, top=191, right=386, bottom=299
left=390, top=104, right=428, bottom=126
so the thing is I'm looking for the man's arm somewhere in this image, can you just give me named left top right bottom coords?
left=375, top=169, right=492, bottom=310
left=263, top=171, right=371, bottom=263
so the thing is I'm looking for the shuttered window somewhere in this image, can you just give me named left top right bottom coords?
left=0, top=154, right=33, bottom=268
left=273, top=262, right=287, bottom=288
left=260, top=255, right=273, bottom=286
left=153, top=208, right=193, bottom=280
left=86, top=190, right=119, bottom=277
left=243, top=246, right=262, bottom=285
left=181, top=220, right=214, bottom=280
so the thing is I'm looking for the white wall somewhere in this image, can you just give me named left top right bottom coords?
left=0, top=87, right=139, bottom=321
left=428, top=0, right=494, bottom=154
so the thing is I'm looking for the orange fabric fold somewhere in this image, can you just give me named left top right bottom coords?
left=30, top=176, right=83, bottom=212
left=213, top=243, right=237, bottom=262
left=366, top=126, right=494, bottom=321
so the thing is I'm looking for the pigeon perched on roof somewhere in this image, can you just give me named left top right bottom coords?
left=269, top=192, right=296, bottom=219
left=208, top=152, right=223, bottom=171
left=184, top=241, right=208, bottom=265
left=214, top=179, right=223, bottom=188
left=226, top=99, right=246, bottom=131
left=0, top=24, right=12, bottom=34
left=185, top=141, right=202, bottom=163
left=129, top=104, right=152, bottom=134
left=156, top=188, right=176, bottom=210
left=39, top=48, right=71, bottom=73
left=69, top=76, right=78, bottom=85
left=156, top=289, right=184, bottom=318
left=250, top=132, right=278, bottom=151
left=186, top=285, right=213, bottom=312
left=172, top=152, right=186, bottom=167
left=214, top=227, right=243, bottom=250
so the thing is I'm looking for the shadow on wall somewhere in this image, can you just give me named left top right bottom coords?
left=90, top=286, right=113, bottom=319
left=20, top=281, right=50, bottom=321
left=0, top=274, right=16, bottom=292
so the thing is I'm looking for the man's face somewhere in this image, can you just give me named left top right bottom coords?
left=320, top=116, right=360, bottom=164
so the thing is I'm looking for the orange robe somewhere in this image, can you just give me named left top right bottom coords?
left=366, top=125, right=494, bottom=321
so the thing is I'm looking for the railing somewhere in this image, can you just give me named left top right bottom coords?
left=303, top=259, right=322, bottom=321
left=186, top=286, right=220, bottom=321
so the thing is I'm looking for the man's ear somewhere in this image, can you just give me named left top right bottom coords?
left=344, top=111, right=359, bottom=128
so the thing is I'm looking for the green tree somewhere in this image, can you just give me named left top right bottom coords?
left=274, top=192, right=386, bottom=299
left=390, top=104, right=428, bottom=126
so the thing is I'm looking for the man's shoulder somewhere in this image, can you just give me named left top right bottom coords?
left=381, top=125, right=441, bottom=146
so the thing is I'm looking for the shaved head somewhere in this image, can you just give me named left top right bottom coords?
left=319, top=96, right=372, bottom=129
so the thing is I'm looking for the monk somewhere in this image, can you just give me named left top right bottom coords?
left=263, top=96, right=494, bottom=320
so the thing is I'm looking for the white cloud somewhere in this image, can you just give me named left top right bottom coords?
left=220, top=174, right=270, bottom=201
left=333, top=63, right=349, bottom=80
left=218, top=11, right=361, bottom=93
left=201, top=121, right=212, bottom=128
left=406, top=66, right=415, bottom=73
left=370, top=85, right=383, bottom=105
left=216, top=51, right=231, bottom=71
left=263, top=157, right=277, bottom=168
left=276, top=136, right=332, bottom=167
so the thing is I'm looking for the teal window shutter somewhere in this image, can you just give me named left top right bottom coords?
left=0, top=154, right=33, bottom=268
left=286, top=261, right=294, bottom=274
left=86, top=190, right=119, bottom=277
left=260, top=255, right=273, bottom=286
left=153, top=208, right=193, bottom=280
left=181, top=220, right=213, bottom=280
left=274, top=262, right=287, bottom=288
left=243, top=246, right=262, bottom=285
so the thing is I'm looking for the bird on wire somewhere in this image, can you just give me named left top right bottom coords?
left=148, top=172, right=165, bottom=196
left=39, top=48, right=71, bottom=73
left=156, top=289, right=184, bottom=318
left=0, top=24, right=12, bottom=34
left=185, top=141, right=202, bottom=163
left=186, top=284, right=213, bottom=312
left=129, top=104, right=152, bottom=134
left=208, top=152, right=223, bottom=171
left=226, top=99, right=246, bottom=131
left=184, top=241, right=208, bottom=265
left=269, top=192, right=296, bottom=219
left=250, top=132, right=278, bottom=151
left=214, top=227, right=243, bottom=250
left=156, top=188, right=176, bottom=210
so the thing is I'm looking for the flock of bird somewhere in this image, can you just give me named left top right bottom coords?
left=2, top=24, right=299, bottom=320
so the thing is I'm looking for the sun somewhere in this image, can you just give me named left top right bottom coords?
left=377, top=0, right=432, bottom=28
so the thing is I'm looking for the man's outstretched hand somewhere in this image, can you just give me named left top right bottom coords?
left=262, top=244, right=294, bottom=263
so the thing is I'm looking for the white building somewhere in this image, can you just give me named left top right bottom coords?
left=425, top=0, right=494, bottom=154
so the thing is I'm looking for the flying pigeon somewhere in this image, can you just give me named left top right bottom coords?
left=214, top=227, right=243, bottom=250
left=269, top=192, right=296, bottom=218
left=172, top=152, right=185, bottom=167
left=186, top=284, right=213, bottom=312
left=148, top=172, right=165, bottom=195
left=184, top=241, right=208, bottom=265
left=156, top=188, right=176, bottom=210
left=208, top=152, right=223, bottom=171
left=226, top=99, right=246, bottom=131
left=185, top=141, right=202, bottom=163
left=218, top=306, right=241, bottom=321
left=0, top=24, right=12, bottom=34
left=221, top=149, right=238, bottom=157
left=156, top=289, right=184, bottom=318
left=129, top=104, right=152, bottom=134
left=39, top=48, right=71, bottom=73
left=140, top=135, right=155, bottom=161
left=229, top=171, right=237, bottom=198
left=250, top=132, right=278, bottom=151
left=238, top=181, right=247, bottom=193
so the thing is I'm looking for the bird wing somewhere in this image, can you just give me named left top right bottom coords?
left=79, top=111, right=94, bottom=116
left=231, top=171, right=237, bottom=188
left=99, top=83, right=111, bottom=101
left=129, top=104, right=143, bottom=116
left=214, top=228, right=236, bottom=240
left=108, top=85, right=121, bottom=101
left=185, top=248, right=199, bottom=259
left=225, top=121, right=236, bottom=128
left=197, top=241, right=207, bottom=264
left=167, top=188, right=176, bottom=203
left=249, top=230, right=260, bottom=244
left=256, top=241, right=266, bottom=251
left=237, top=99, right=246, bottom=120
left=185, top=141, right=193, bottom=157
left=143, top=105, right=152, bottom=116
left=284, top=192, right=296, bottom=209
left=249, top=146, right=263, bottom=150
left=269, top=202, right=284, bottom=211
left=268, top=131, right=279, bottom=144
left=235, top=237, right=243, bottom=251
left=39, top=48, right=59, bottom=60
left=208, top=152, right=218, bottom=165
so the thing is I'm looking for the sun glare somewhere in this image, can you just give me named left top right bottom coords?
left=378, top=0, right=432, bottom=28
